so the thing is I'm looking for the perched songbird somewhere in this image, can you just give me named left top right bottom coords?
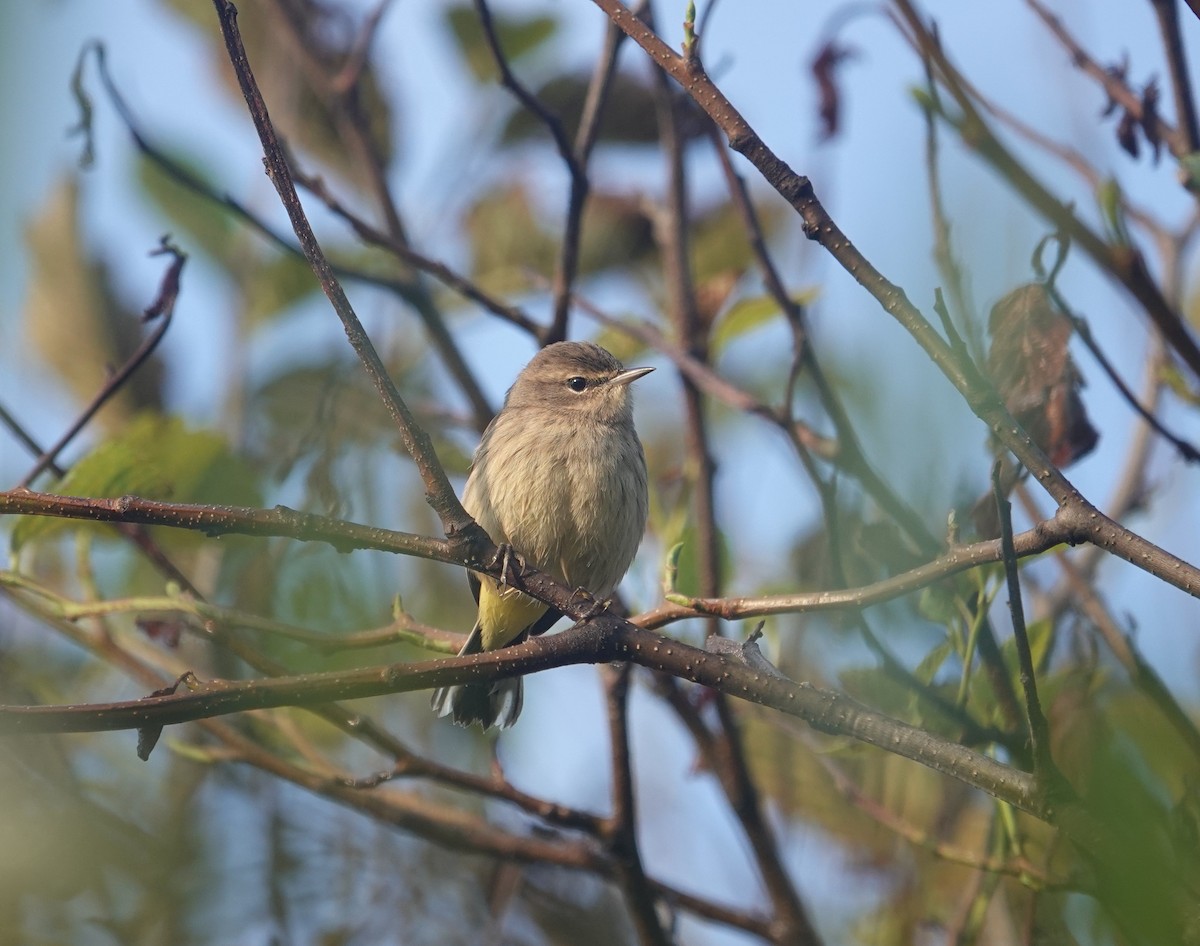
left=431, top=342, right=652, bottom=729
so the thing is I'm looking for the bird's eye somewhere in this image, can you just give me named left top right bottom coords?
left=566, top=376, right=588, bottom=392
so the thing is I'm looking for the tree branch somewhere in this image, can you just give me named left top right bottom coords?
left=209, top=0, right=472, bottom=535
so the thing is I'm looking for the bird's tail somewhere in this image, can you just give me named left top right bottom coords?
left=430, top=622, right=524, bottom=730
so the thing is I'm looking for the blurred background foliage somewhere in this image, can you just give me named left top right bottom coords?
left=1, top=1, right=1199, bottom=944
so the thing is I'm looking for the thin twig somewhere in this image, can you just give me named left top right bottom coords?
left=209, top=1, right=470, bottom=534
left=1045, top=284, right=1200, bottom=463
left=19, top=239, right=186, bottom=488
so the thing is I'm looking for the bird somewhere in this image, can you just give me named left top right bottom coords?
left=431, top=341, right=652, bottom=729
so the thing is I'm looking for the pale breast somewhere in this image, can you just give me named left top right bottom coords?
left=463, top=408, right=647, bottom=596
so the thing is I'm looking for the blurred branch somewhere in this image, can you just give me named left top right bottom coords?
left=992, top=465, right=1061, bottom=793
left=543, top=7, right=634, bottom=343
left=1027, top=0, right=1192, bottom=160
left=261, top=0, right=496, bottom=430
left=292, top=168, right=543, bottom=340
left=74, top=39, right=495, bottom=431
left=2, top=572, right=778, bottom=940
left=471, top=0, right=616, bottom=343
left=650, top=34, right=821, bottom=943
left=772, top=709, right=1057, bottom=883
left=601, top=663, right=672, bottom=946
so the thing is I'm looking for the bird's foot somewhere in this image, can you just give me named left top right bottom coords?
left=487, top=543, right=526, bottom=590
left=570, top=588, right=609, bottom=624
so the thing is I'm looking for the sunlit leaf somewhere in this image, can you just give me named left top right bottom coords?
left=689, top=200, right=786, bottom=284
left=668, top=524, right=731, bottom=598
left=710, top=294, right=779, bottom=353
left=590, top=326, right=651, bottom=367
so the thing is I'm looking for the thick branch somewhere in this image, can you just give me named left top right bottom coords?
left=0, top=618, right=1042, bottom=820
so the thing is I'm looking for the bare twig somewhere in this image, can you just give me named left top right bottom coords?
left=19, top=239, right=186, bottom=488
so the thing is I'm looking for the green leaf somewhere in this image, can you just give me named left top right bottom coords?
left=590, top=326, right=650, bottom=367
left=1096, top=177, right=1131, bottom=247
left=710, top=295, right=780, bottom=352
left=12, top=415, right=260, bottom=551
left=711, top=288, right=820, bottom=354
left=464, top=184, right=557, bottom=294
left=668, top=526, right=732, bottom=598
left=165, top=740, right=223, bottom=764
left=444, top=6, right=557, bottom=83
left=688, top=201, right=787, bottom=284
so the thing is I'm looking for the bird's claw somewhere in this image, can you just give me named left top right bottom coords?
left=488, top=543, right=526, bottom=590
left=570, top=588, right=608, bottom=624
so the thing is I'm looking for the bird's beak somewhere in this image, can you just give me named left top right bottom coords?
left=610, top=366, right=654, bottom=387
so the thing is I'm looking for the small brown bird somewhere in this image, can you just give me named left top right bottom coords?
left=431, top=341, right=652, bottom=729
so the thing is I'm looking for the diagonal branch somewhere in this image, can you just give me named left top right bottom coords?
left=209, top=0, right=472, bottom=536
